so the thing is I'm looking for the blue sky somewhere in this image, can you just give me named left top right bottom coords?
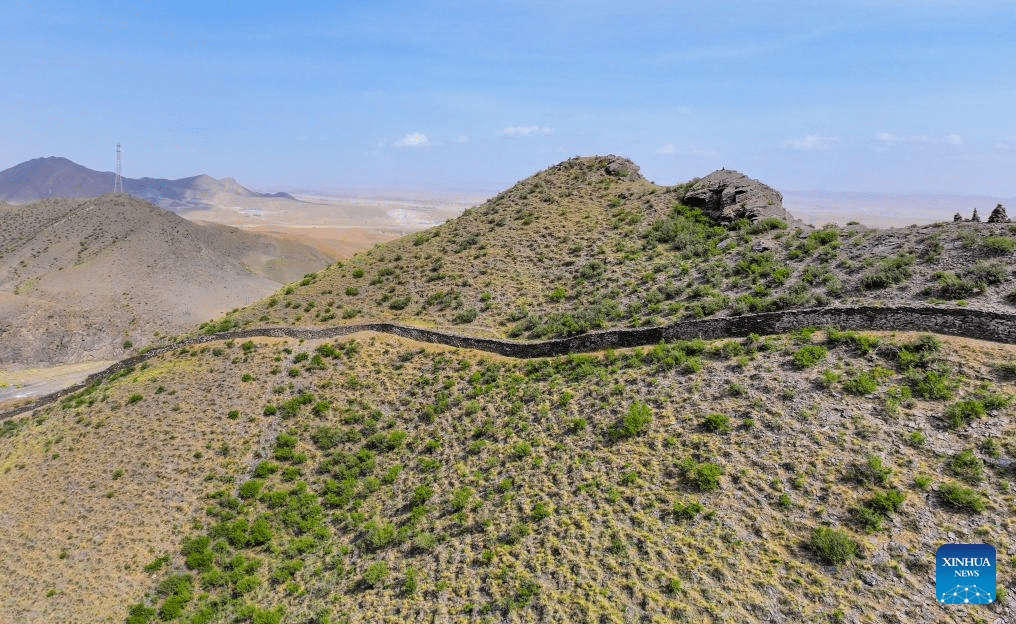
left=3, top=0, right=1015, bottom=194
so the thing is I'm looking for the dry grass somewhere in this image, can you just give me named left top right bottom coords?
left=3, top=330, right=1013, bottom=622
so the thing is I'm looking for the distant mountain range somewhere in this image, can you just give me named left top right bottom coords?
left=0, top=156, right=295, bottom=208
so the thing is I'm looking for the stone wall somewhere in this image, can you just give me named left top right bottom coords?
left=4, top=305, right=1015, bottom=420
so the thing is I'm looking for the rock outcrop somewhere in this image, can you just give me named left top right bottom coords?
left=680, top=169, right=792, bottom=224
left=602, top=155, right=644, bottom=181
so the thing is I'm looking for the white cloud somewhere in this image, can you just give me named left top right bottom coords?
left=876, top=131, right=966, bottom=147
left=654, top=143, right=718, bottom=158
left=454, top=135, right=469, bottom=143
left=499, top=126, right=553, bottom=137
left=781, top=134, right=839, bottom=151
left=394, top=132, right=429, bottom=147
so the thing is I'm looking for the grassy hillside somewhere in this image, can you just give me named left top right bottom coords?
left=4, top=156, right=1016, bottom=624
left=222, top=156, right=1016, bottom=340
left=2, top=329, right=1015, bottom=623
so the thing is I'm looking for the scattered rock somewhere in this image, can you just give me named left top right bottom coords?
left=953, top=212, right=963, bottom=222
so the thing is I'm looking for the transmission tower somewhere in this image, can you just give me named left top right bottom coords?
left=113, top=143, right=124, bottom=193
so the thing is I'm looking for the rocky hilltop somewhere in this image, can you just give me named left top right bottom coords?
left=221, top=155, right=1016, bottom=340
left=680, top=168, right=795, bottom=224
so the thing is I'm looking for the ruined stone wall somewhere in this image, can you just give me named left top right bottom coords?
left=4, top=305, right=1015, bottom=420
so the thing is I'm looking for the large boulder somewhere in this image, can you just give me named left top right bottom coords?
left=680, top=169, right=791, bottom=224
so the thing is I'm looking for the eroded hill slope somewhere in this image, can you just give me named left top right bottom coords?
left=0, top=194, right=334, bottom=366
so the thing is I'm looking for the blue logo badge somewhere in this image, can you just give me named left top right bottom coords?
left=936, top=543, right=996, bottom=604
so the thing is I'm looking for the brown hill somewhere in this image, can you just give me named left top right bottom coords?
left=0, top=194, right=333, bottom=367
left=0, top=156, right=296, bottom=207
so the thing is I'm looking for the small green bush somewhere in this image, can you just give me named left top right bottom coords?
left=608, top=401, right=653, bottom=441
left=944, top=399, right=986, bottom=429
left=847, top=455, right=892, bottom=487
left=688, top=461, right=723, bottom=492
left=410, top=484, right=434, bottom=506
left=808, top=526, right=859, bottom=565
left=859, top=255, right=914, bottom=290
left=980, top=235, right=1016, bottom=256
left=939, top=482, right=985, bottom=512
left=702, top=413, right=730, bottom=432
left=842, top=370, right=878, bottom=395
left=908, top=369, right=954, bottom=400
left=672, top=500, right=704, bottom=520
left=531, top=501, right=552, bottom=521
left=906, top=430, right=926, bottom=447
left=792, top=345, right=828, bottom=368
left=945, top=449, right=985, bottom=484
left=452, top=308, right=478, bottom=324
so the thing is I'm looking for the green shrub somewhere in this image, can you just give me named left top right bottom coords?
left=980, top=235, right=1016, bottom=256
left=250, top=517, right=273, bottom=546
left=646, top=204, right=727, bottom=259
left=945, top=449, right=985, bottom=484
left=252, top=607, right=284, bottom=624
left=365, top=520, right=397, bottom=550
left=531, top=501, right=552, bottom=521
left=842, top=370, right=879, bottom=395
left=449, top=486, right=473, bottom=512
left=388, top=295, right=411, bottom=310
left=847, top=455, right=892, bottom=487
left=452, top=308, right=478, bottom=324
left=944, top=399, right=986, bottom=429
left=126, top=603, right=156, bottom=624
left=687, top=461, right=723, bottom=492
left=808, top=526, right=859, bottom=565
left=859, top=255, right=914, bottom=290
left=672, top=500, right=704, bottom=520
left=608, top=401, right=653, bottom=440
left=928, top=271, right=984, bottom=299
left=866, top=488, right=905, bottom=515
left=792, top=345, right=828, bottom=368
left=908, top=369, right=954, bottom=400
left=965, top=260, right=1008, bottom=285
left=181, top=536, right=213, bottom=571
left=127, top=393, right=143, bottom=404
left=238, top=479, right=263, bottom=499
left=939, top=482, right=985, bottom=512
left=410, top=484, right=434, bottom=506
left=702, top=412, right=730, bottom=432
